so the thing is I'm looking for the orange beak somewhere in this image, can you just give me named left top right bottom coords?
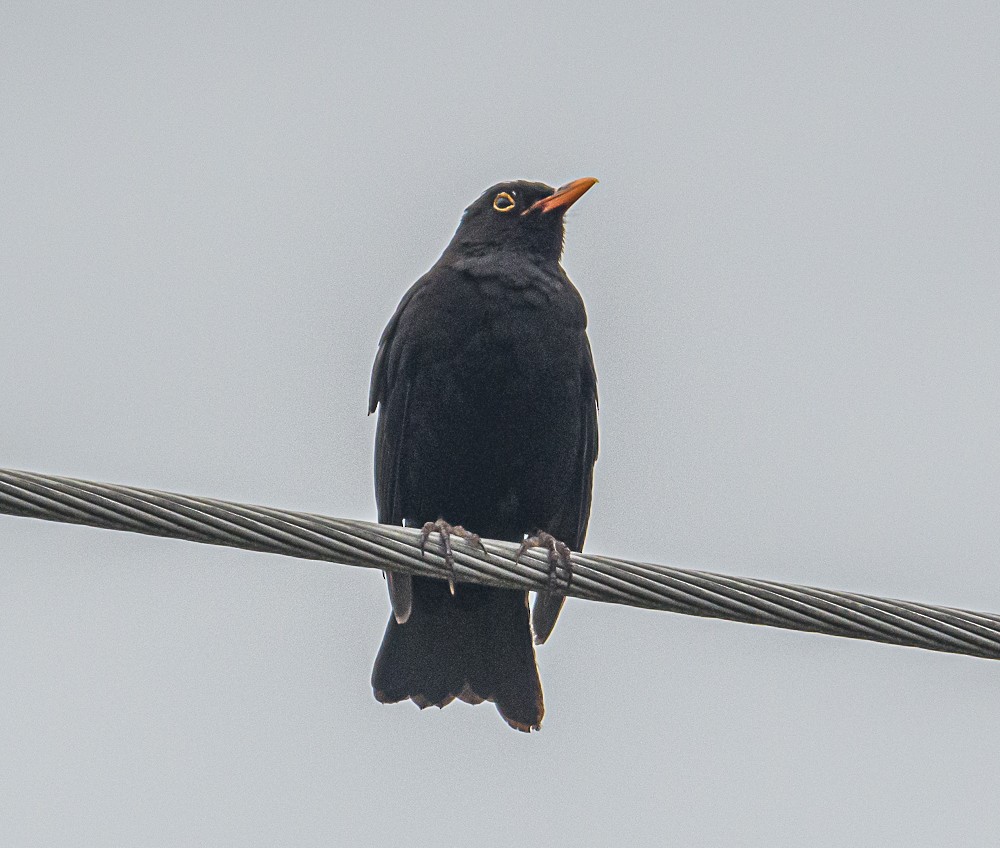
left=525, top=177, right=599, bottom=214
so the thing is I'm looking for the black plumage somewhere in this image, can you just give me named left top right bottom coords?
left=368, top=178, right=599, bottom=731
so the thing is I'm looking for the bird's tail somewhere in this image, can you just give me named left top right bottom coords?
left=371, top=578, right=544, bottom=732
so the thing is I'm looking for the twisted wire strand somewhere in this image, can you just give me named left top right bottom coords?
left=1, top=467, right=998, bottom=659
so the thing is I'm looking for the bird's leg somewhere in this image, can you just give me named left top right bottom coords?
left=420, top=518, right=486, bottom=595
left=516, top=531, right=573, bottom=601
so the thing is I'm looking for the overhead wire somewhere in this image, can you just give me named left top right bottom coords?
left=2, top=467, right=998, bottom=660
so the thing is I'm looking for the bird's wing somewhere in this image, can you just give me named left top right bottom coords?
left=370, top=281, right=424, bottom=624
left=531, top=334, right=599, bottom=644
left=571, top=334, right=599, bottom=550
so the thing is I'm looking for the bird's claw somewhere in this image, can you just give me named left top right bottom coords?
left=420, top=519, right=485, bottom=594
left=516, top=531, right=573, bottom=603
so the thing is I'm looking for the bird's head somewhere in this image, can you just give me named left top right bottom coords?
left=447, top=178, right=598, bottom=261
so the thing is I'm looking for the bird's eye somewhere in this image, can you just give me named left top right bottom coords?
left=493, top=192, right=516, bottom=212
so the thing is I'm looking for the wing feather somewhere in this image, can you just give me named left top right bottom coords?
left=371, top=289, right=421, bottom=623
left=531, top=335, right=599, bottom=644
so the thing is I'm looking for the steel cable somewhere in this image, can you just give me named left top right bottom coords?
left=1, top=467, right=998, bottom=659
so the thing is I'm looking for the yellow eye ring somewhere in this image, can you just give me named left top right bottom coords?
left=493, top=192, right=516, bottom=212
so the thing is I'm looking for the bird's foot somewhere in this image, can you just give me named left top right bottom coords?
left=517, top=531, right=573, bottom=602
left=420, top=519, right=486, bottom=594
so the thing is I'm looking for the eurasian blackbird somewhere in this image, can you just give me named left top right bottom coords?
left=368, top=178, right=599, bottom=731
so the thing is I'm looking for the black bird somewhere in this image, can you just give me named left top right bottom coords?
left=368, top=178, right=599, bottom=731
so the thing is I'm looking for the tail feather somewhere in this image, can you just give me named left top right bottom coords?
left=372, top=577, right=544, bottom=731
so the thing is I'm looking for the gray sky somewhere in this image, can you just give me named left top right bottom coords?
left=3, top=2, right=1000, bottom=845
